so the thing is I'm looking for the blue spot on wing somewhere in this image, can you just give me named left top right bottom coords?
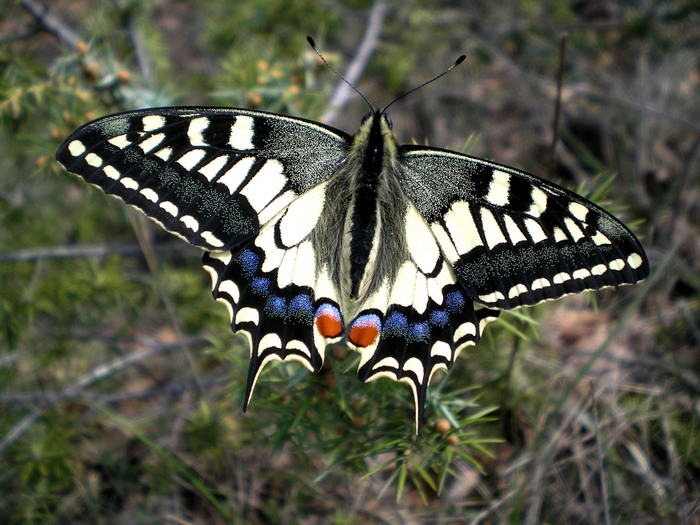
left=290, top=294, right=313, bottom=312
left=384, top=311, right=408, bottom=337
left=238, top=249, right=260, bottom=277
left=315, top=302, right=342, bottom=321
left=251, top=277, right=270, bottom=295
left=409, top=321, right=429, bottom=342
left=289, top=293, right=313, bottom=322
left=266, top=295, right=287, bottom=316
left=351, top=312, right=382, bottom=330
left=446, top=290, right=465, bottom=313
left=429, top=309, right=449, bottom=326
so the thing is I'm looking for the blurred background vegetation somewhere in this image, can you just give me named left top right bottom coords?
left=1, top=0, right=698, bottom=523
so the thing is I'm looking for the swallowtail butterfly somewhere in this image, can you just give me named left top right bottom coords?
left=56, top=49, right=648, bottom=431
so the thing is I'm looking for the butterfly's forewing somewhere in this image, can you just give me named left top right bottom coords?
left=398, top=146, right=649, bottom=310
left=56, top=107, right=350, bottom=251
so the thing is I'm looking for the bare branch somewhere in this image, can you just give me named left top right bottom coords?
left=320, top=0, right=388, bottom=125
left=0, top=241, right=192, bottom=263
left=548, top=34, right=567, bottom=179
left=127, top=11, right=154, bottom=85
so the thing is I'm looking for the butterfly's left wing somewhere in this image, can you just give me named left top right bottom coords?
left=56, top=107, right=352, bottom=406
left=397, top=146, right=649, bottom=310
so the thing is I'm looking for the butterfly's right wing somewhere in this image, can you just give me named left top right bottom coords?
left=56, top=107, right=351, bottom=251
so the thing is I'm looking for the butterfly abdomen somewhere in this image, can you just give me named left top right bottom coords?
left=348, top=113, right=384, bottom=297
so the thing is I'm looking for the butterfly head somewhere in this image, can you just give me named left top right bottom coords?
left=360, top=109, right=392, bottom=129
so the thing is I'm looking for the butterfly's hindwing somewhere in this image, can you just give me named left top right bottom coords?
left=202, top=181, right=346, bottom=406
left=399, top=147, right=649, bottom=310
left=347, top=203, right=500, bottom=428
left=351, top=278, right=500, bottom=429
left=56, top=108, right=350, bottom=251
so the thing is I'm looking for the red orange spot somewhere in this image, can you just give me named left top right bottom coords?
left=349, top=323, right=379, bottom=348
left=315, top=313, right=343, bottom=338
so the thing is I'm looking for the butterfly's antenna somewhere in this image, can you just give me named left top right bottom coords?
left=382, top=55, right=466, bottom=114
left=307, top=36, right=374, bottom=111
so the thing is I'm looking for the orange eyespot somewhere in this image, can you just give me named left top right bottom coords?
left=348, top=313, right=382, bottom=348
left=315, top=312, right=343, bottom=338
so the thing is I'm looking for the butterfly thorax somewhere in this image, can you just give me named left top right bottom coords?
left=311, top=111, right=409, bottom=318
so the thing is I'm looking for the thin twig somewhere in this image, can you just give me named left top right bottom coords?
left=659, top=398, right=691, bottom=525
left=126, top=9, right=153, bottom=85
left=592, top=386, right=613, bottom=525
left=0, top=241, right=190, bottom=263
left=574, top=86, right=700, bottom=133
left=548, top=34, right=567, bottom=179
left=500, top=327, right=522, bottom=439
left=0, top=337, right=195, bottom=456
left=0, top=367, right=221, bottom=406
left=320, top=0, right=388, bottom=125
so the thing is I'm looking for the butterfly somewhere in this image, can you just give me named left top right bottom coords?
left=56, top=49, right=648, bottom=431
